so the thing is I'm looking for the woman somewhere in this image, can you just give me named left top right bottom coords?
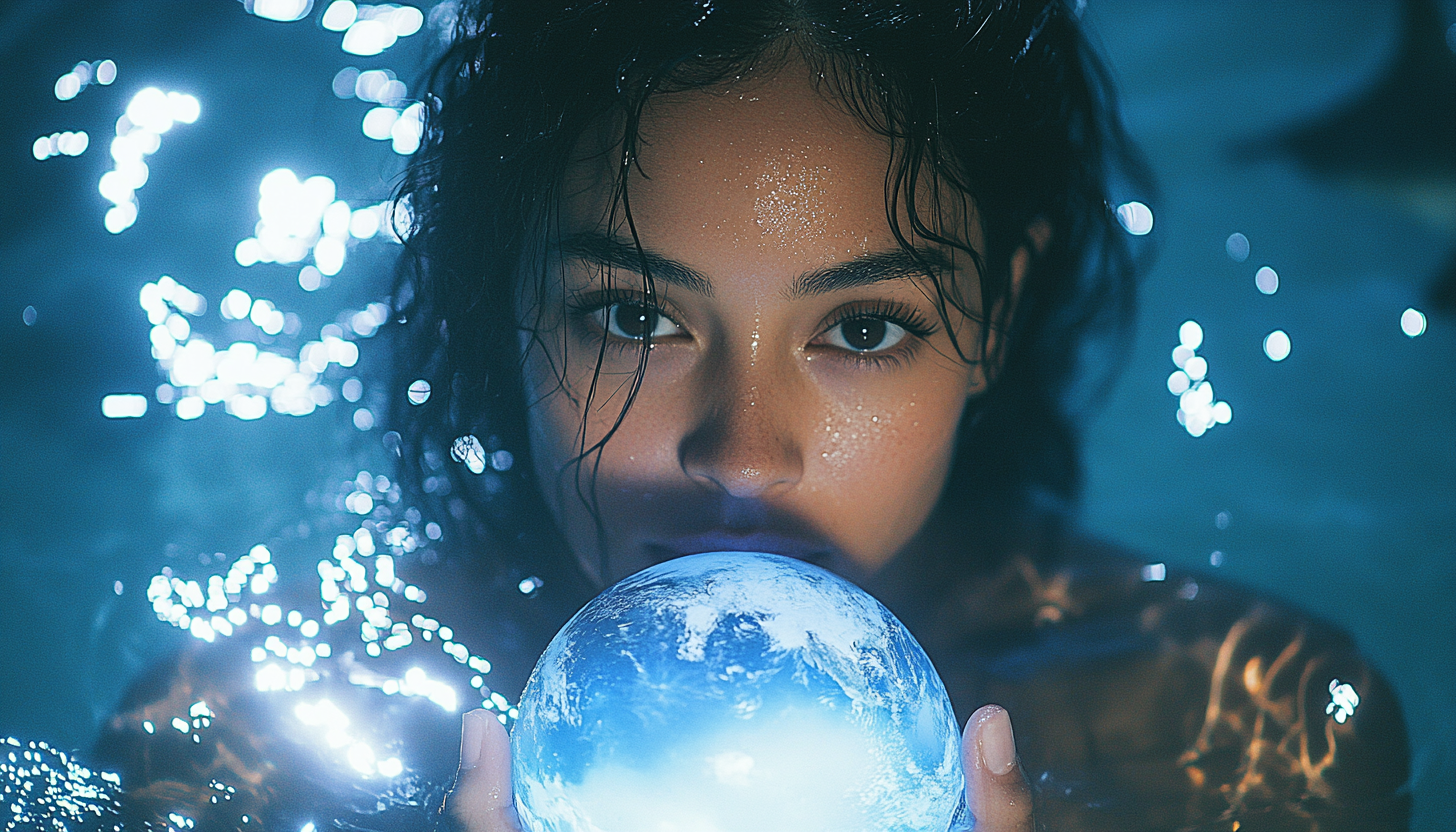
left=102, top=1, right=1411, bottom=829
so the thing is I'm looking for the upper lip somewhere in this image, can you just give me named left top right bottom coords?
left=647, top=531, right=835, bottom=564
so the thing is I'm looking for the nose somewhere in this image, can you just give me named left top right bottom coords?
left=679, top=366, right=804, bottom=499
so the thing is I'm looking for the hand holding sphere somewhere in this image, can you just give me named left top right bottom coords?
left=441, top=553, right=1035, bottom=832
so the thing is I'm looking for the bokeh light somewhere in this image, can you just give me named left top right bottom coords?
left=1263, top=330, right=1291, bottom=362
left=100, top=86, right=200, bottom=233
left=244, top=0, right=316, bottom=22
left=0, top=738, right=122, bottom=830
left=101, top=394, right=148, bottom=419
left=1179, top=320, right=1203, bottom=350
left=234, top=167, right=399, bottom=273
left=330, top=3, right=425, bottom=56
left=134, top=277, right=403, bottom=423
left=6, top=3, right=1452, bottom=826
left=1115, top=200, right=1154, bottom=235
left=1166, top=320, right=1231, bottom=437
left=1401, top=308, right=1427, bottom=338
left=32, top=131, right=89, bottom=161
left=52, top=59, right=117, bottom=102
left=1255, top=265, right=1279, bottom=295
left=1225, top=232, right=1250, bottom=263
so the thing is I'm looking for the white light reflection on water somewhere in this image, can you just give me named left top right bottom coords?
left=1225, top=232, right=1249, bottom=263
left=1326, top=679, right=1360, bottom=724
left=293, top=699, right=405, bottom=779
left=322, top=1, right=359, bottom=31
left=1264, top=329, right=1291, bottom=362
left=242, top=0, right=315, bottom=22
left=1255, top=265, right=1279, bottom=295
left=1401, top=308, right=1427, bottom=338
left=1115, top=200, right=1153, bottom=235
left=54, top=59, right=116, bottom=101
left=360, top=70, right=407, bottom=106
left=0, top=737, right=122, bottom=831
left=234, top=168, right=400, bottom=272
left=143, top=468, right=518, bottom=738
left=101, top=394, right=147, bottom=418
left=451, top=435, right=487, bottom=475
left=1166, top=320, right=1232, bottom=437
left=360, top=101, right=425, bottom=155
left=46, top=1, right=525, bottom=809
left=335, top=61, right=423, bottom=157
left=136, top=274, right=397, bottom=421
left=33, top=131, right=89, bottom=160
left=101, top=87, right=200, bottom=233
left=331, top=3, right=426, bottom=55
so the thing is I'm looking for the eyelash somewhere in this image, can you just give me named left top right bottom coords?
left=567, top=288, right=684, bottom=352
left=567, top=291, right=937, bottom=368
left=817, top=299, right=938, bottom=369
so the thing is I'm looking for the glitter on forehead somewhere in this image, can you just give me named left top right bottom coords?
left=752, top=147, right=835, bottom=248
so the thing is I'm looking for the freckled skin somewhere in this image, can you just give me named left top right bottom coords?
left=518, top=61, right=1028, bottom=587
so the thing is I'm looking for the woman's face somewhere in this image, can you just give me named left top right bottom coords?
left=518, top=61, right=1027, bottom=587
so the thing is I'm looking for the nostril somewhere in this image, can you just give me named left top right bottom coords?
left=681, top=435, right=802, bottom=498
left=679, top=375, right=804, bottom=498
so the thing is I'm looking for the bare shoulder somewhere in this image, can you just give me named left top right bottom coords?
left=94, top=638, right=460, bottom=830
left=929, top=530, right=1412, bottom=831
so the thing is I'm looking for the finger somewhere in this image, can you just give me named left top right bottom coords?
left=441, top=709, right=523, bottom=832
left=962, top=704, right=1034, bottom=832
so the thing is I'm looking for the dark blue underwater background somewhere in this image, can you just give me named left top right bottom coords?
left=0, top=1, right=1451, bottom=828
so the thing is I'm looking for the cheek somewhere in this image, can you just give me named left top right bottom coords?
left=808, top=353, right=969, bottom=477
left=800, top=375, right=968, bottom=561
left=812, top=394, right=962, bottom=496
left=521, top=341, right=691, bottom=488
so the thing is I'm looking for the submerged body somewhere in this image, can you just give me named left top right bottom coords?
left=99, top=535, right=1409, bottom=830
left=98, top=1, right=1410, bottom=829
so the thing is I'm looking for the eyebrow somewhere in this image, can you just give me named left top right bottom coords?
left=788, top=248, right=956, bottom=299
left=557, top=231, right=956, bottom=299
left=558, top=232, right=714, bottom=296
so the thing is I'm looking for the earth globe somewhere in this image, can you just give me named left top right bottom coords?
left=511, top=551, right=966, bottom=832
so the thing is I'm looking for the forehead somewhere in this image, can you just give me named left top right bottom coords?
left=559, top=62, right=909, bottom=276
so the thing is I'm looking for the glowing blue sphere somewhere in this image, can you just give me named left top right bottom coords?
left=512, top=552, right=964, bottom=831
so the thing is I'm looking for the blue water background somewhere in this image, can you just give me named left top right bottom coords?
left=0, top=1, right=1451, bottom=827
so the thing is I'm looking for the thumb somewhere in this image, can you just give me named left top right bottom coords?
left=962, top=704, right=1034, bottom=832
left=440, top=709, right=523, bottom=832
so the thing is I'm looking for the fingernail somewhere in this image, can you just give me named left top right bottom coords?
left=977, top=705, right=1016, bottom=776
left=460, top=708, right=490, bottom=771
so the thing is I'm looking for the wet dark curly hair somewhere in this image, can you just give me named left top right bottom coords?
left=389, top=0, right=1152, bottom=598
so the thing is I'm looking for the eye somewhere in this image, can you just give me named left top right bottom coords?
left=822, top=316, right=909, bottom=353
left=596, top=302, right=684, bottom=341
